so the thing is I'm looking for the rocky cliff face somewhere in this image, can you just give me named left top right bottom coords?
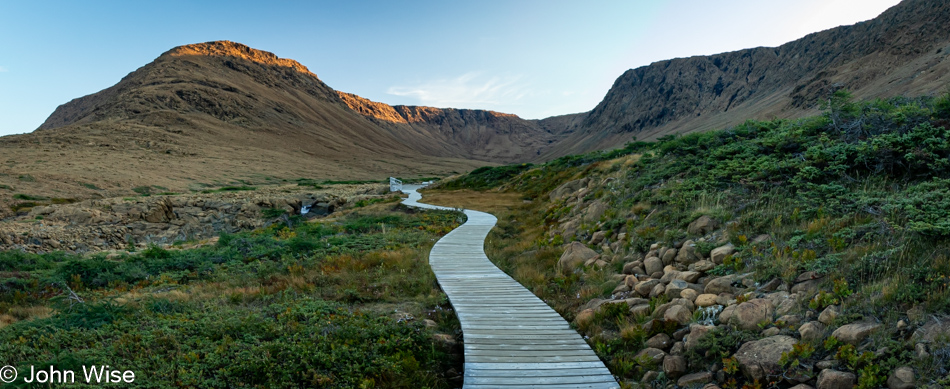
left=337, top=91, right=564, bottom=162
left=547, top=0, right=950, bottom=156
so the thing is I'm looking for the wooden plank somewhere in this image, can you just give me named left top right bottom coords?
left=402, top=186, right=619, bottom=389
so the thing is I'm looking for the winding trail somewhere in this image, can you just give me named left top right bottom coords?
left=402, top=186, right=618, bottom=389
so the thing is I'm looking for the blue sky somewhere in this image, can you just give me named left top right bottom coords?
left=0, top=0, right=902, bottom=136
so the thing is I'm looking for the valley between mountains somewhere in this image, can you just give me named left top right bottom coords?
left=3, top=0, right=950, bottom=388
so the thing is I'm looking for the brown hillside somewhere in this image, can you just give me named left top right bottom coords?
left=0, top=41, right=557, bottom=218
left=546, top=0, right=950, bottom=157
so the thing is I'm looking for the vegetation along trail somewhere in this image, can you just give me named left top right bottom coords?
left=402, top=184, right=619, bottom=388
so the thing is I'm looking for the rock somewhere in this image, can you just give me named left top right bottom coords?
left=715, top=293, right=736, bottom=306
left=592, top=259, right=609, bottom=268
left=666, top=279, right=688, bottom=299
left=690, top=260, right=717, bottom=272
left=635, top=279, right=661, bottom=296
left=676, top=271, right=702, bottom=283
left=791, top=279, right=822, bottom=296
left=677, top=372, right=713, bottom=387
left=590, top=230, right=607, bottom=245
left=650, top=283, right=666, bottom=298
left=675, top=241, right=702, bottom=264
left=688, top=215, right=720, bottom=235
left=832, top=321, right=882, bottom=345
left=695, top=294, right=719, bottom=307
left=685, top=325, right=713, bottom=350
left=681, top=289, right=698, bottom=302
left=644, top=256, right=663, bottom=275
left=724, top=298, right=774, bottom=331
left=623, top=261, right=640, bottom=274
left=704, top=276, right=737, bottom=295
left=775, top=295, right=802, bottom=317
left=777, top=314, right=802, bottom=327
left=815, top=360, right=840, bottom=370
left=664, top=305, right=692, bottom=325
left=816, top=369, right=855, bottom=389
left=582, top=200, right=609, bottom=223
left=551, top=178, right=589, bottom=199
left=762, top=327, right=781, bottom=337
left=558, top=242, right=598, bottom=271
left=624, top=275, right=640, bottom=288
left=758, top=278, right=783, bottom=292
left=612, top=284, right=631, bottom=294
left=709, top=244, right=735, bottom=264
left=795, top=271, right=821, bottom=283
left=634, top=348, right=667, bottom=366
left=734, top=335, right=796, bottom=382
left=661, top=248, right=677, bottom=265
left=887, top=366, right=915, bottom=389
left=799, top=321, right=827, bottom=342
left=789, top=385, right=815, bottom=389
left=646, top=333, right=672, bottom=349
left=641, top=370, right=659, bottom=384
left=818, top=305, right=839, bottom=325
left=662, top=355, right=687, bottom=378
left=423, top=319, right=438, bottom=328
left=670, top=341, right=685, bottom=356
left=630, top=304, right=652, bottom=317
left=915, top=343, right=929, bottom=359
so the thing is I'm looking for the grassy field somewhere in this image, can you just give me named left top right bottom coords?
left=0, top=198, right=465, bottom=388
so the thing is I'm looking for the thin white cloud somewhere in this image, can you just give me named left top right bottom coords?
left=387, top=72, right=529, bottom=109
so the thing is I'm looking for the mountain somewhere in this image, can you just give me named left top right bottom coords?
left=0, top=41, right=564, bottom=217
left=544, top=0, right=950, bottom=156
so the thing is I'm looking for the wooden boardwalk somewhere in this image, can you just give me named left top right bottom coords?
left=402, top=186, right=618, bottom=389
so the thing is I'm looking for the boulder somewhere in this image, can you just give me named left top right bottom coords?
left=661, top=248, right=677, bottom=265
left=710, top=243, right=735, bottom=264
left=694, top=294, right=719, bottom=307
left=624, top=275, right=640, bottom=288
left=676, top=271, right=703, bottom=283
left=557, top=242, right=598, bottom=270
left=582, top=200, right=609, bottom=222
left=629, top=304, right=652, bottom=317
left=690, top=260, right=717, bottom=272
left=664, top=304, right=692, bottom=325
left=677, top=372, right=713, bottom=387
left=666, top=279, right=689, bottom=299
left=646, top=333, right=672, bottom=349
left=680, top=289, right=698, bottom=302
left=675, top=241, right=703, bottom=264
left=623, top=261, right=641, bottom=274
left=799, top=321, right=827, bottom=343
left=887, top=366, right=915, bottom=389
left=832, top=322, right=882, bottom=345
left=816, top=369, right=855, bottom=389
left=650, top=283, right=666, bottom=298
left=704, top=276, right=737, bottom=295
left=734, top=335, right=796, bottom=382
left=634, top=348, right=666, bottom=366
left=688, top=215, right=720, bottom=235
left=722, top=298, right=774, bottom=331
left=635, top=279, right=661, bottom=296
left=644, top=256, right=664, bottom=275
left=589, top=230, right=607, bottom=245
left=818, top=305, right=839, bottom=325
left=685, top=325, right=713, bottom=350
left=662, top=355, right=687, bottom=378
